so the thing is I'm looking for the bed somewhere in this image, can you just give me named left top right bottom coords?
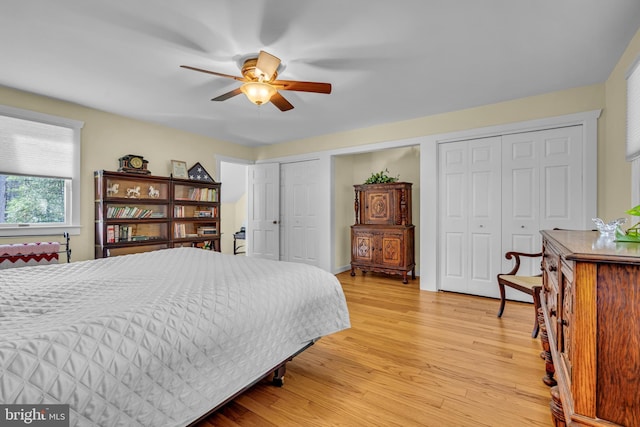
left=0, top=248, right=350, bottom=426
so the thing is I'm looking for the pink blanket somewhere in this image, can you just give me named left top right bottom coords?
left=0, top=242, right=60, bottom=268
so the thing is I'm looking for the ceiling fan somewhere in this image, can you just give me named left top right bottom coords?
left=181, top=50, right=332, bottom=111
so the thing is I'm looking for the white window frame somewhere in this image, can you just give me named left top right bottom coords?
left=627, top=55, right=640, bottom=205
left=0, top=104, right=84, bottom=237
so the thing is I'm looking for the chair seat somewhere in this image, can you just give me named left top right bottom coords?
left=497, top=274, right=542, bottom=291
left=496, top=250, right=544, bottom=338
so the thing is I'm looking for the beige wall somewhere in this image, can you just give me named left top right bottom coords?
left=220, top=202, right=236, bottom=254
left=255, top=84, right=605, bottom=160
left=0, top=86, right=254, bottom=261
left=220, top=193, right=247, bottom=254
left=333, top=156, right=354, bottom=268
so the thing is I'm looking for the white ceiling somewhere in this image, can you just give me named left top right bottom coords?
left=2, top=1, right=640, bottom=148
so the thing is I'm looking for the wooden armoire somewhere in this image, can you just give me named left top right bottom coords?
left=350, top=182, right=415, bottom=283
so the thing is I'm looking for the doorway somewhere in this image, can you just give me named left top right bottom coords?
left=219, top=160, right=248, bottom=255
left=333, top=146, right=421, bottom=274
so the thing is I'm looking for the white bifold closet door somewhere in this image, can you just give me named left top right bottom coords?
left=438, top=136, right=502, bottom=298
left=438, top=125, right=584, bottom=300
left=501, top=126, right=583, bottom=280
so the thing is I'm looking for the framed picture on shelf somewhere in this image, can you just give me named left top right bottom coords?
left=171, top=160, right=188, bottom=179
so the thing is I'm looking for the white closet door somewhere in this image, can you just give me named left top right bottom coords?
left=280, top=160, right=319, bottom=266
left=439, top=137, right=502, bottom=297
left=502, top=126, right=583, bottom=274
left=501, top=131, right=541, bottom=278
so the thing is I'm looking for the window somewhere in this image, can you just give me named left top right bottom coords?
left=627, top=56, right=640, bottom=161
left=628, top=56, right=640, bottom=205
left=0, top=105, right=83, bottom=236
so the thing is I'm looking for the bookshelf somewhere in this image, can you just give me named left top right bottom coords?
left=95, top=170, right=221, bottom=257
left=171, top=178, right=220, bottom=251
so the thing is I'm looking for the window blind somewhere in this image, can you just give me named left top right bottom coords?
left=627, top=56, right=640, bottom=161
left=0, top=114, right=76, bottom=179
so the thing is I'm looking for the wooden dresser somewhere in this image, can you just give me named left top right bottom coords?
left=540, top=230, right=640, bottom=427
left=350, top=182, right=415, bottom=283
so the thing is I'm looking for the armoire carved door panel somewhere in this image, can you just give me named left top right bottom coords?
left=381, top=233, right=403, bottom=267
left=353, top=232, right=374, bottom=263
left=364, top=191, right=393, bottom=224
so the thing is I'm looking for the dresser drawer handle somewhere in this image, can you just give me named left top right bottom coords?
left=548, top=265, right=557, bottom=272
left=557, top=319, right=568, bottom=326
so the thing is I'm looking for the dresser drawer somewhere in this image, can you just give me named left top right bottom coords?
left=559, top=259, right=574, bottom=382
left=542, top=248, right=561, bottom=340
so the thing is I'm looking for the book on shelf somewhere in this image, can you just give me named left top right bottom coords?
left=197, top=226, right=217, bottom=236
left=107, top=225, right=115, bottom=243
left=107, top=224, right=133, bottom=243
left=194, top=209, right=215, bottom=217
left=118, top=225, right=133, bottom=242
left=107, top=206, right=155, bottom=219
left=186, top=187, right=217, bottom=202
left=174, top=223, right=187, bottom=239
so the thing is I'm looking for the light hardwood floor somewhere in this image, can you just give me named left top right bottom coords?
left=197, top=271, right=553, bottom=426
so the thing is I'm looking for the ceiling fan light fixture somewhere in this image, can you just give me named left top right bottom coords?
left=240, top=81, right=277, bottom=105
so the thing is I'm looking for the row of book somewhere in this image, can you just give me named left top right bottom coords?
left=106, top=225, right=154, bottom=243
left=197, top=226, right=217, bottom=236
left=185, top=188, right=217, bottom=202
left=106, top=206, right=159, bottom=219
left=173, top=206, right=218, bottom=218
left=173, top=223, right=191, bottom=239
left=173, top=223, right=218, bottom=239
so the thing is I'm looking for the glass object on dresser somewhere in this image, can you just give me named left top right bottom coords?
left=95, top=170, right=171, bottom=258
left=171, top=179, right=221, bottom=251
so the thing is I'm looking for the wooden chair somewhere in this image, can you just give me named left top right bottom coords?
left=497, top=251, right=543, bottom=338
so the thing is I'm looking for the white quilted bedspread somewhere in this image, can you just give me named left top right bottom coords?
left=0, top=248, right=350, bottom=426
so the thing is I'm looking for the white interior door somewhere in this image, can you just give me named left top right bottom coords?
left=501, top=126, right=584, bottom=278
left=280, top=160, right=319, bottom=266
left=501, top=131, right=542, bottom=279
left=247, top=163, right=280, bottom=260
left=439, top=136, right=502, bottom=297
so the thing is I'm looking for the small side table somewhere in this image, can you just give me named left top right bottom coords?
left=233, top=228, right=246, bottom=255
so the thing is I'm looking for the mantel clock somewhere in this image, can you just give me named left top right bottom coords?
left=118, top=154, right=150, bottom=175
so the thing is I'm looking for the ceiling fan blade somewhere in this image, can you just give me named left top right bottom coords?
left=180, top=65, right=245, bottom=82
left=211, top=87, right=243, bottom=101
left=270, top=92, right=294, bottom=111
left=272, top=80, right=332, bottom=94
left=256, top=50, right=281, bottom=81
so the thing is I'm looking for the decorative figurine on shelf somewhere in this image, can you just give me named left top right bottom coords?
left=148, top=186, right=160, bottom=198
left=107, top=183, right=120, bottom=197
left=612, top=204, right=640, bottom=242
left=188, top=162, right=215, bottom=182
left=118, top=154, right=151, bottom=175
left=592, top=217, right=626, bottom=237
left=126, top=186, right=141, bottom=198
